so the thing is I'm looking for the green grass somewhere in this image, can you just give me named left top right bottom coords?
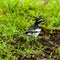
left=0, top=0, right=60, bottom=59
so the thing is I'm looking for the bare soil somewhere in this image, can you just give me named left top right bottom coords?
left=19, top=28, right=60, bottom=60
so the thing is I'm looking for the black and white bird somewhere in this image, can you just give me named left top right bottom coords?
left=25, top=18, right=43, bottom=38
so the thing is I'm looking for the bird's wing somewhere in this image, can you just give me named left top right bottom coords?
left=25, top=30, right=38, bottom=33
left=25, top=25, right=41, bottom=34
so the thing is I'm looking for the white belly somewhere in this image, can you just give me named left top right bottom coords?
left=32, top=32, right=40, bottom=37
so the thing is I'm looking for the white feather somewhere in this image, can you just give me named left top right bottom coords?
left=35, top=29, right=41, bottom=31
left=27, top=28, right=41, bottom=37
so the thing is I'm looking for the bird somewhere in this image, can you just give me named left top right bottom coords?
left=25, top=18, right=43, bottom=38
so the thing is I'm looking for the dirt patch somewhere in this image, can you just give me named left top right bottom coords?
left=18, top=28, right=60, bottom=60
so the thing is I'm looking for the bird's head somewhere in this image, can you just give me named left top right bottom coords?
left=35, top=18, right=44, bottom=25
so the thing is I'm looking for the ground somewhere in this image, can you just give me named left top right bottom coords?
left=18, top=28, right=60, bottom=60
